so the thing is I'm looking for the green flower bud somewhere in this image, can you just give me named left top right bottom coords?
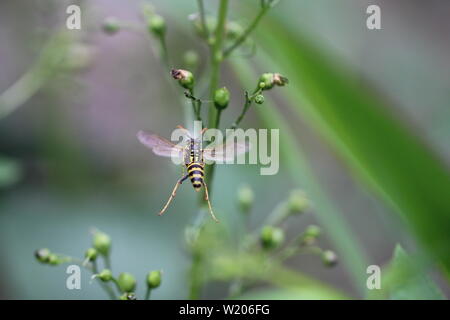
left=254, top=94, right=265, bottom=105
left=93, top=231, right=111, bottom=256
left=259, top=73, right=275, bottom=90
left=148, top=14, right=166, bottom=37
left=214, top=87, right=230, bottom=110
left=305, top=225, right=321, bottom=238
left=226, top=21, right=244, bottom=40
left=322, top=250, right=338, bottom=267
left=119, top=292, right=137, bottom=300
left=192, top=15, right=216, bottom=38
left=237, top=185, right=254, bottom=213
left=146, top=270, right=162, bottom=289
left=260, top=226, right=285, bottom=250
left=287, top=190, right=309, bottom=214
left=35, top=248, right=51, bottom=263
left=48, top=253, right=61, bottom=265
left=98, top=269, right=113, bottom=282
left=183, top=50, right=200, bottom=70
left=171, top=69, right=195, bottom=90
left=85, top=248, right=98, bottom=261
left=117, top=272, right=137, bottom=293
left=259, top=73, right=289, bottom=91
left=102, top=17, right=121, bottom=35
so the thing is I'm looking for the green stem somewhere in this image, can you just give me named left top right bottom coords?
left=230, top=87, right=261, bottom=129
left=145, top=287, right=152, bottom=300
left=214, top=108, right=223, bottom=129
left=92, top=260, right=117, bottom=300
left=188, top=252, right=203, bottom=299
left=223, top=6, right=269, bottom=58
left=207, top=0, right=229, bottom=129
left=159, top=36, right=169, bottom=68
left=204, top=0, right=229, bottom=195
left=186, top=89, right=202, bottom=121
left=197, top=0, right=209, bottom=39
left=103, top=254, right=112, bottom=270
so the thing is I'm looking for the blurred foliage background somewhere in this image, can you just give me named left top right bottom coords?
left=0, top=0, right=449, bottom=299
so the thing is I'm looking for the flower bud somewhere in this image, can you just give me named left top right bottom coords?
left=85, top=248, right=98, bottom=262
left=303, top=225, right=321, bottom=245
left=214, top=87, right=230, bottom=110
left=35, top=248, right=51, bottom=263
left=287, top=190, right=308, bottom=214
left=117, top=272, right=137, bottom=293
left=226, top=21, right=244, bottom=40
left=322, top=250, right=338, bottom=267
left=93, top=231, right=111, bottom=256
left=48, top=253, right=61, bottom=265
left=259, top=73, right=289, bottom=90
left=171, top=69, right=194, bottom=90
left=237, top=185, right=254, bottom=213
left=254, top=94, right=265, bottom=105
left=102, top=17, right=121, bottom=35
left=98, top=269, right=113, bottom=282
left=305, top=225, right=321, bottom=238
left=273, top=73, right=289, bottom=86
left=260, top=226, right=285, bottom=250
left=148, top=14, right=166, bottom=37
left=146, top=270, right=162, bottom=289
left=183, top=50, right=199, bottom=70
left=120, top=292, right=137, bottom=300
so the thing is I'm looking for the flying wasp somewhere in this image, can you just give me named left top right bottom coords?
left=137, top=125, right=249, bottom=222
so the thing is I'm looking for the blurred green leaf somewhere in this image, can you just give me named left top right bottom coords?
left=253, top=16, right=450, bottom=277
left=209, top=253, right=349, bottom=299
left=380, top=245, right=445, bottom=299
left=235, top=288, right=343, bottom=300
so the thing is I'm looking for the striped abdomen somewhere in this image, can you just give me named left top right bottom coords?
left=187, top=162, right=204, bottom=191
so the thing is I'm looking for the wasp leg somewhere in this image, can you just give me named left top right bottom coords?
left=159, top=174, right=188, bottom=216
left=203, top=182, right=219, bottom=223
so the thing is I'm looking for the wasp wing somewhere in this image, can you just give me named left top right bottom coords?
left=203, top=139, right=251, bottom=163
left=137, top=130, right=184, bottom=159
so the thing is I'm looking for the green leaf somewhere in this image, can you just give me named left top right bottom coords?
left=209, top=253, right=349, bottom=299
left=253, top=16, right=450, bottom=277
left=381, top=245, right=445, bottom=299
left=235, top=288, right=343, bottom=300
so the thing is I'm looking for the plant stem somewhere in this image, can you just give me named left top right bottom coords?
left=104, top=254, right=112, bottom=270
left=230, top=88, right=261, bottom=129
left=159, top=36, right=169, bottom=67
left=188, top=252, right=203, bottom=299
left=223, top=6, right=269, bottom=58
left=145, top=287, right=152, bottom=300
left=197, top=0, right=209, bottom=39
left=92, top=260, right=117, bottom=300
left=207, top=0, right=229, bottom=129
left=186, top=89, right=202, bottom=121
left=204, top=0, right=229, bottom=195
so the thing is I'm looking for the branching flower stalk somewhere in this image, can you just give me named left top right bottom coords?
left=35, top=229, right=162, bottom=300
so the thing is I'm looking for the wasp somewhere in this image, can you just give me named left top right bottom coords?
left=137, top=125, right=249, bottom=222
